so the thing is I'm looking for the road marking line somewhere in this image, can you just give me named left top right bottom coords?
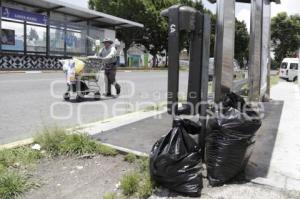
left=25, top=71, right=42, bottom=74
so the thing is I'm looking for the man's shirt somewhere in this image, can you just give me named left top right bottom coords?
left=97, top=46, right=117, bottom=64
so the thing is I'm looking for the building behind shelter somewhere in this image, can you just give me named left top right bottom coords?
left=0, top=0, right=143, bottom=70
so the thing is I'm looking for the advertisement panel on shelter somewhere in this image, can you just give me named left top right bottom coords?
left=1, top=29, right=15, bottom=45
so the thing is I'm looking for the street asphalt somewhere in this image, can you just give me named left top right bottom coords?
left=0, top=71, right=188, bottom=144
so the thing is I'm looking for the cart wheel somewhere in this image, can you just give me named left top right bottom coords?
left=94, top=92, right=101, bottom=100
left=63, top=92, right=70, bottom=101
left=76, top=95, right=84, bottom=102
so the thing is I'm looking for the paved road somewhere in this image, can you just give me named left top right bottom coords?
left=0, top=71, right=188, bottom=144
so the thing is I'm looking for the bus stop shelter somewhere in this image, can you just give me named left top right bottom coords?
left=0, top=0, right=143, bottom=70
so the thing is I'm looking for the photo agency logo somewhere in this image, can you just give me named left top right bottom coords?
left=49, top=75, right=265, bottom=124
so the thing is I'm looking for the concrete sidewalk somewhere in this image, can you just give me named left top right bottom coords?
left=251, top=81, right=300, bottom=191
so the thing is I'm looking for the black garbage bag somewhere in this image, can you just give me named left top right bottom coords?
left=150, top=118, right=203, bottom=197
left=206, top=92, right=262, bottom=186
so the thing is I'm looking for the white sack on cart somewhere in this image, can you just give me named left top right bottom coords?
left=60, top=59, right=76, bottom=84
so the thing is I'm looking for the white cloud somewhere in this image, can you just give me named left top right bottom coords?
left=271, top=0, right=299, bottom=17
left=236, top=8, right=251, bottom=31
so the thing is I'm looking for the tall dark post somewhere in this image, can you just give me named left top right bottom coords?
left=161, top=5, right=211, bottom=155
left=161, top=5, right=180, bottom=115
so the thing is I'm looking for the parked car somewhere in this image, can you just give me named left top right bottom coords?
left=208, top=58, right=241, bottom=81
left=279, top=58, right=299, bottom=82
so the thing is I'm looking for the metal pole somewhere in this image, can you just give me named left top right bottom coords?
left=46, top=10, right=50, bottom=57
left=248, top=0, right=263, bottom=102
left=165, top=6, right=180, bottom=114
left=86, top=20, right=90, bottom=56
left=0, top=0, right=2, bottom=53
left=261, top=0, right=271, bottom=100
left=214, top=0, right=235, bottom=103
left=64, top=23, right=67, bottom=57
left=24, top=21, right=27, bottom=55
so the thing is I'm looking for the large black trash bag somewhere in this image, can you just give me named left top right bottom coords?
left=150, top=118, right=203, bottom=197
left=206, top=92, right=262, bottom=186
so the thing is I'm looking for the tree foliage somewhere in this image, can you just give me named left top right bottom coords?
left=89, top=0, right=249, bottom=67
left=271, top=12, right=300, bottom=68
left=235, top=20, right=249, bottom=67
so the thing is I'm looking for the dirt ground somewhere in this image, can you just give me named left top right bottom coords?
left=22, top=155, right=133, bottom=199
left=21, top=154, right=300, bottom=199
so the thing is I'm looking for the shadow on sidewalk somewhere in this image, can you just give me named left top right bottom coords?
left=93, top=113, right=173, bottom=153
left=93, top=100, right=284, bottom=181
left=246, top=100, right=284, bottom=179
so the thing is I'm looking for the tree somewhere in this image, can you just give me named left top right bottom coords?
left=89, top=0, right=146, bottom=66
left=89, top=0, right=204, bottom=67
left=235, top=19, right=249, bottom=67
left=271, top=12, right=300, bottom=68
left=89, top=0, right=249, bottom=68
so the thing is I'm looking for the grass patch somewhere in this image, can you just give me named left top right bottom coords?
left=124, top=153, right=137, bottom=163
left=0, top=147, right=42, bottom=199
left=0, top=147, right=43, bottom=168
left=270, top=75, right=280, bottom=86
left=120, top=172, right=140, bottom=196
left=34, top=128, right=117, bottom=157
left=103, top=192, right=118, bottom=199
left=0, top=172, right=32, bottom=199
left=96, top=144, right=118, bottom=156
left=143, top=102, right=166, bottom=112
left=34, top=127, right=68, bottom=156
left=119, top=157, right=154, bottom=198
left=0, top=163, right=6, bottom=174
left=137, top=173, right=153, bottom=199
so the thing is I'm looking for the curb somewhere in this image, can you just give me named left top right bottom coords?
left=0, top=70, right=61, bottom=74
left=0, top=109, right=166, bottom=155
left=0, top=138, right=34, bottom=150
left=0, top=69, right=168, bottom=74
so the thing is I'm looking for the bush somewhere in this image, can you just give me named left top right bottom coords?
left=0, top=172, right=31, bottom=199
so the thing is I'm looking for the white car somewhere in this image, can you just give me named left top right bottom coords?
left=279, top=58, right=299, bottom=82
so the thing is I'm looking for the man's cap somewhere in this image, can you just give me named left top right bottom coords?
left=102, top=38, right=114, bottom=44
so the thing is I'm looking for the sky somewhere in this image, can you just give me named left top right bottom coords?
left=61, top=0, right=300, bottom=31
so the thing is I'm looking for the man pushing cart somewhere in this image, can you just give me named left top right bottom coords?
left=61, top=37, right=121, bottom=102
left=96, top=38, right=121, bottom=97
